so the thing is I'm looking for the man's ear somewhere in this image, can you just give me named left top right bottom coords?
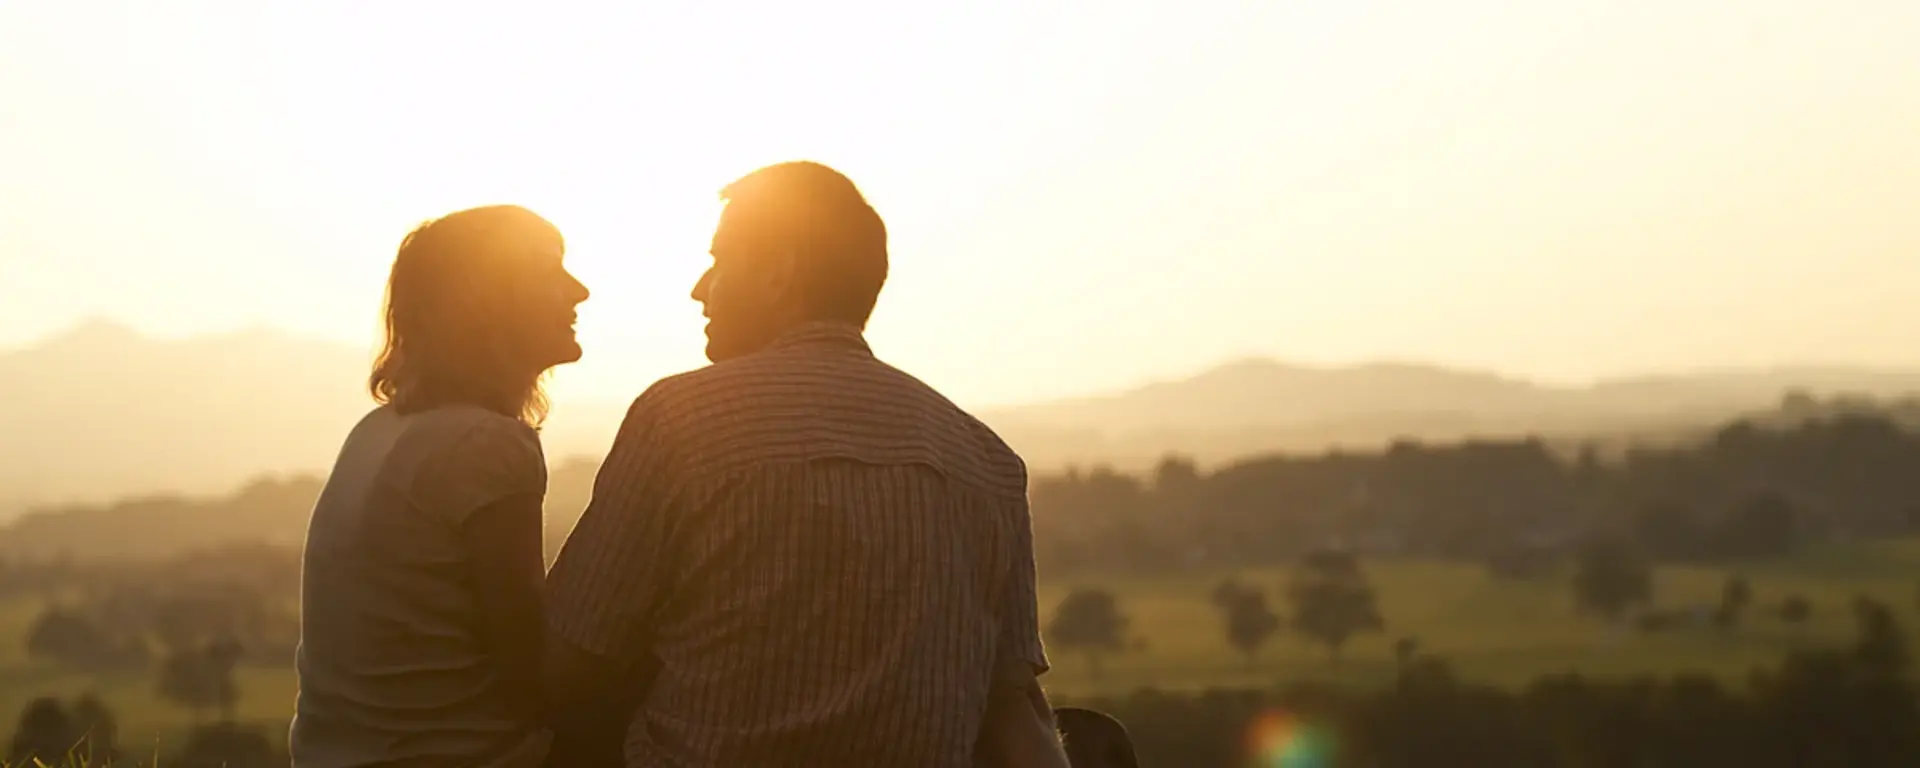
left=760, top=247, right=798, bottom=301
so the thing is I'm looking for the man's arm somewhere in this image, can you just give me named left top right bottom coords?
left=463, top=491, right=549, bottom=721
left=543, top=389, right=678, bottom=730
left=975, top=491, right=1070, bottom=768
left=542, top=638, right=657, bottom=767
left=977, top=654, right=1070, bottom=767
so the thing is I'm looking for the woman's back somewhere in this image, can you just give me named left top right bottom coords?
left=293, top=405, right=549, bottom=768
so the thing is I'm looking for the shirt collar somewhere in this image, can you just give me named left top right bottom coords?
left=766, top=321, right=873, bottom=356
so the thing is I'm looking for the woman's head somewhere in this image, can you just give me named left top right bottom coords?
left=370, top=205, right=589, bottom=425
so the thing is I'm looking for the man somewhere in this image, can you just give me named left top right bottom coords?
left=543, top=161, right=1070, bottom=767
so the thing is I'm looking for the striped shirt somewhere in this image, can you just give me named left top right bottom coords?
left=545, top=322, right=1047, bottom=768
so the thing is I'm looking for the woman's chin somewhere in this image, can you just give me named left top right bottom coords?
left=546, top=339, right=584, bottom=367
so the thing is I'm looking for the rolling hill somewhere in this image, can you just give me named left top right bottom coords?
left=6, top=319, right=1920, bottom=515
left=0, top=319, right=626, bottom=516
left=978, top=358, right=1920, bottom=468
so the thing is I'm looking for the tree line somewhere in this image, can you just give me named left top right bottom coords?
left=1030, top=397, right=1920, bottom=576
left=5, top=393, right=1917, bottom=576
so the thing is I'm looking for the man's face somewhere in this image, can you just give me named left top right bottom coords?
left=692, top=204, right=795, bottom=362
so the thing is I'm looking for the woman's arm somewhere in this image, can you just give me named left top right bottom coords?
left=463, top=490, right=548, bottom=721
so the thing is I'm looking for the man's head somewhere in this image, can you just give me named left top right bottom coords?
left=693, top=161, right=888, bottom=362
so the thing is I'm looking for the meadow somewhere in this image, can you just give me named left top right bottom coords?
left=6, top=538, right=1920, bottom=749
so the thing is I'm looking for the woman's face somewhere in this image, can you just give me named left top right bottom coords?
left=505, top=242, right=590, bottom=371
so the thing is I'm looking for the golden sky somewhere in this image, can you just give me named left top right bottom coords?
left=1, top=0, right=1917, bottom=407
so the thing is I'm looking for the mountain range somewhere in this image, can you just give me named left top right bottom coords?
left=7, top=319, right=1920, bottom=516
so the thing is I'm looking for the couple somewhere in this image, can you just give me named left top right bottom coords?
left=291, top=162, right=1072, bottom=768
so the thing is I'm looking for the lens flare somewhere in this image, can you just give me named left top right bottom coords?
left=1245, top=708, right=1335, bottom=768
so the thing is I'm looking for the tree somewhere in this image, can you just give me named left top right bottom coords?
left=1392, top=636, right=1422, bottom=672
left=152, top=589, right=272, bottom=655
left=1572, top=536, right=1652, bottom=621
left=1716, top=494, right=1799, bottom=558
left=157, top=637, right=243, bottom=723
left=1716, top=575, right=1753, bottom=632
left=1631, top=503, right=1703, bottom=560
left=69, top=695, right=119, bottom=766
left=8, top=698, right=76, bottom=766
left=1779, top=595, right=1813, bottom=626
left=1285, top=548, right=1385, bottom=662
left=6, top=695, right=118, bottom=767
left=1723, top=575, right=1753, bottom=611
left=1209, top=579, right=1281, bottom=667
left=1152, top=455, right=1203, bottom=495
left=25, top=607, right=112, bottom=667
left=1046, top=589, right=1129, bottom=680
left=1850, top=597, right=1908, bottom=677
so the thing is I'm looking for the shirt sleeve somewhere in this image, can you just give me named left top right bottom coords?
left=415, top=415, right=547, bottom=528
left=545, top=389, right=679, bottom=664
left=999, top=492, right=1050, bottom=675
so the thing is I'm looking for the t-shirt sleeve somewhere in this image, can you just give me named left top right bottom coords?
left=414, top=415, right=548, bottom=528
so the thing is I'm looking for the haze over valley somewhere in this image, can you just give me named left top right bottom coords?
left=7, top=318, right=1920, bottom=518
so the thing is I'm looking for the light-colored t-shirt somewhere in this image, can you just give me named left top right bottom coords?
left=292, top=404, right=551, bottom=768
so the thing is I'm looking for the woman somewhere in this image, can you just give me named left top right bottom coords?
left=292, top=205, right=589, bottom=768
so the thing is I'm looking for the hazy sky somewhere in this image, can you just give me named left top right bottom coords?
left=2, top=0, right=1916, bottom=407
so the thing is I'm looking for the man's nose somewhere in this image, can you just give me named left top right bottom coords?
left=691, top=269, right=713, bottom=303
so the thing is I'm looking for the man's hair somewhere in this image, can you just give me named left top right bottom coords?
left=719, top=161, right=888, bottom=327
left=369, top=205, right=561, bottom=425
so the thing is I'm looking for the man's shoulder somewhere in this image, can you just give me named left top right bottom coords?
left=620, top=354, right=808, bottom=426
left=610, top=357, right=816, bottom=453
left=621, top=352, right=1027, bottom=488
left=628, top=364, right=721, bottom=415
left=853, top=359, right=1031, bottom=490
left=957, top=411, right=1027, bottom=492
left=633, top=348, right=925, bottom=414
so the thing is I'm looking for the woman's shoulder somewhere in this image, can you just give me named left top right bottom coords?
left=404, top=403, right=537, bottom=440
left=389, top=406, right=546, bottom=519
left=400, top=406, right=543, bottom=466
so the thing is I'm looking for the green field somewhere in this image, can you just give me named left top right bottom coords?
left=7, top=538, right=1920, bottom=748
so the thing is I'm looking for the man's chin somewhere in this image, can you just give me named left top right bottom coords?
left=703, top=325, right=774, bottom=363
left=704, top=334, right=752, bottom=364
left=702, top=325, right=728, bottom=363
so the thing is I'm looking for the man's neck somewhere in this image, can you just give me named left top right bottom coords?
left=765, top=320, right=870, bottom=355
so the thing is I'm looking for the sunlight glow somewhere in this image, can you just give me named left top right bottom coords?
left=3, top=0, right=1919, bottom=406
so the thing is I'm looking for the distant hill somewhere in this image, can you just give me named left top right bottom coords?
left=980, top=359, right=1920, bottom=468
left=6, top=320, right=1920, bottom=513
left=0, top=319, right=626, bottom=514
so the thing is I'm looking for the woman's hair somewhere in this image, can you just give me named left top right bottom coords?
left=369, top=205, right=564, bottom=426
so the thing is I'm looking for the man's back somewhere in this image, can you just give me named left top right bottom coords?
left=546, top=324, right=1047, bottom=767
